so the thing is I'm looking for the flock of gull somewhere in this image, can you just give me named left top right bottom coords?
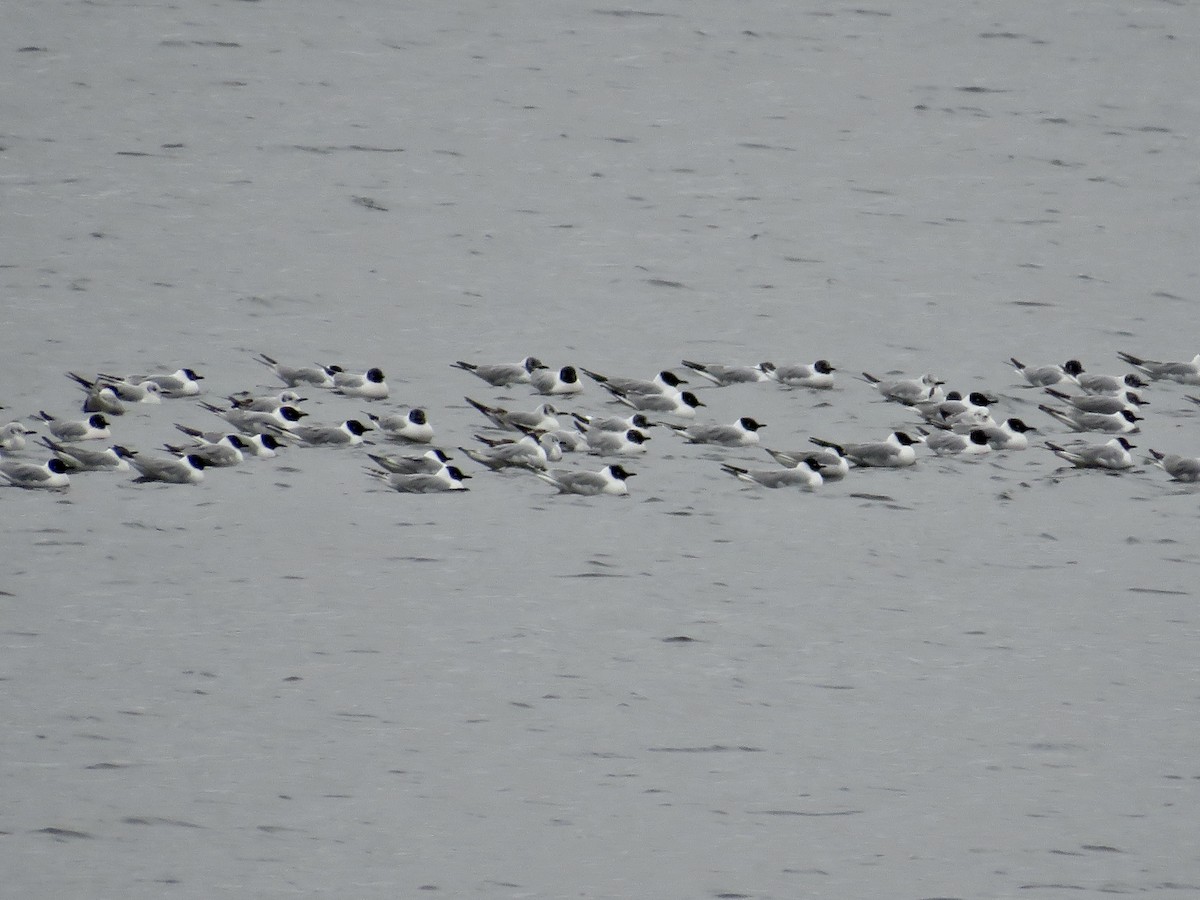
left=2, top=348, right=1199, bottom=496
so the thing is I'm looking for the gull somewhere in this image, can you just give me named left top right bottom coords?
left=763, top=444, right=849, bottom=481
left=967, top=417, right=1038, bottom=451
left=571, top=411, right=655, bottom=433
left=451, top=357, right=546, bottom=386
left=366, top=464, right=471, bottom=493
left=667, top=416, right=765, bottom=447
left=200, top=401, right=308, bottom=434
left=581, top=367, right=687, bottom=396
left=289, top=419, right=371, bottom=447
left=1117, top=351, right=1200, bottom=386
left=174, top=424, right=283, bottom=458
left=1009, top=357, right=1083, bottom=387
left=65, top=373, right=126, bottom=415
left=35, top=411, right=111, bottom=442
left=530, top=365, right=584, bottom=395
left=1038, top=404, right=1140, bottom=434
left=333, top=367, right=389, bottom=400
left=255, top=353, right=342, bottom=387
left=367, top=448, right=453, bottom=475
left=461, top=433, right=562, bottom=471
left=364, top=408, right=435, bottom=444
left=1045, top=437, right=1136, bottom=470
left=465, top=397, right=559, bottom=432
left=122, top=449, right=211, bottom=484
left=1043, top=387, right=1145, bottom=415
left=240, top=433, right=284, bottom=458
left=769, top=359, right=836, bottom=389
left=1076, top=371, right=1148, bottom=395
left=1147, top=449, right=1200, bottom=482
left=1, top=422, right=36, bottom=452
left=0, top=458, right=71, bottom=490
left=102, top=367, right=203, bottom=397
left=227, top=390, right=307, bottom=412
left=679, top=360, right=774, bottom=386
left=721, top=458, right=823, bottom=490
left=860, top=372, right=945, bottom=405
left=810, top=431, right=921, bottom=467
left=920, top=427, right=991, bottom=456
left=534, top=464, right=635, bottom=496
left=914, top=391, right=997, bottom=425
left=603, top=385, right=705, bottom=417
left=586, top=428, right=650, bottom=456
left=163, top=433, right=250, bottom=467
left=38, top=436, right=131, bottom=472
left=85, top=374, right=162, bottom=403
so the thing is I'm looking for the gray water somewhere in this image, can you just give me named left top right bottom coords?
left=3, top=2, right=1198, bottom=898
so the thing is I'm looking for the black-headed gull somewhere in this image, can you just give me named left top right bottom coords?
left=1117, top=350, right=1200, bottom=386
left=451, top=357, right=546, bottom=386
left=721, top=458, right=823, bottom=490
left=534, top=464, right=635, bottom=496
left=1045, top=437, right=1136, bottom=470
left=810, top=431, right=921, bottom=467
left=0, top=458, right=71, bottom=490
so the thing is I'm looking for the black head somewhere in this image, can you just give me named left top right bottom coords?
left=944, top=391, right=963, bottom=402
left=1006, top=418, right=1036, bottom=433
left=681, top=391, right=705, bottom=408
left=324, top=364, right=344, bottom=375
left=345, top=420, right=369, bottom=436
left=227, top=435, right=250, bottom=450
left=803, top=456, right=825, bottom=471
left=660, top=371, right=687, bottom=387
left=559, top=366, right=578, bottom=383
left=609, top=465, right=635, bottom=480
left=626, top=429, right=648, bottom=444
left=279, top=406, right=308, bottom=422
left=525, top=357, right=546, bottom=372
left=89, top=414, right=109, bottom=428
left=47, top=458, right=69, bottom=474
left=431, top=448, right=451, bottom=462
left=1063, top=359, right=1085, bottom=376
left=1120, top=410, right=1141, bottom=423
left=259, top=434, right=283, bottom=450
left=759, top=361, right=777, bottom=373
left=969, top=429, right=990, bottom=445
left=112, top=445, right=136, bottom=459
left=1125, top=374, right=1147, bottom=388
left=409, top=408, right=428, bottom=425
left=1116, top=437, right=1135, bottom=450
left=365, top=367, right=385, bottom=383
left=894, top=432, right=920, bottom=446
left=967, top=391, right=996, bottom=406
left=738, top=417, right=765, bottom=431
left=1125, top=392, right=1147, bottom=406
left=182, top=368, right=203, bottom=381
left=446, top=465, right=470, bottom=480
left=813, top=359, right=835, bottom=374
left=630, top=414, right=651, bottom=429
left=185, top=454, right=211, bottom=469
